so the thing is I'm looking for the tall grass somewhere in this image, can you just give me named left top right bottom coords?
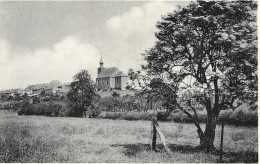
left=0, top=110, right=257, bottom=163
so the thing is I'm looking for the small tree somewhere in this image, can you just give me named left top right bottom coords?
left=67, top=70, right=97, bottom=117
left=112, top=91, right=120, bottom=98
left=22, top=93, right=28, bottom=100
left=130, top=1, right=257, bottom=150
left=121, top=94, right=136, bottom=111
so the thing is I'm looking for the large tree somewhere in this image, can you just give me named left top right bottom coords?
left=132, top=1, right=257, bottom=150
left=67, top=70, right=97, bottom=117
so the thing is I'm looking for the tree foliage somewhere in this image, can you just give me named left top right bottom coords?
left=67, top=70, right=98, bottom=117
left=130, top=1, right=257, bottom=150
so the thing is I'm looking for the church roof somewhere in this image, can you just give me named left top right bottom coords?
left=112, top=71, right=127, bottom=77
left=97, top=67, right=127, bottom=78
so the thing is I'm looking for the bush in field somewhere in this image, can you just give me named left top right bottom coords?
left=33, top=103, right=48, bottom=115
left=169, top=110, right=193, bottom=123
left=230, top=108, right=257, bottom=126
left=12, top=100, right=71, bottom=117
left=111, top=91, right=120, bottom=98
left=54, top=101, right=71, bottom=117
left=98, top=97, right=116, bottom=111
left=87, top=107, right=102, bottom=118
left=121, top=94, right=139, bottom=112
left=32, top=97, right=40, bottom=104
left=42, top=97, right=51, bottom=102
left=15, top=101, right=35, bottom=115
left=218, top=104, right=257, bottom=126
left=98, top=112, right=122, bottom=120
left=33, top=102, right=62, bottom=116
left=127, top=112, right=155, bottom=121
left=97, top=104, right=257, bottom=126
left=1, top=104, right=12, bottom=110
left=157, top=112, right=170, bottom=121
left=123, top=112, right=142, bottom=121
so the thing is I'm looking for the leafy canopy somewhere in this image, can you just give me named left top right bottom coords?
left=140, top=1, right=257, bottom=113
left=67, top=70, right=97, bottom=113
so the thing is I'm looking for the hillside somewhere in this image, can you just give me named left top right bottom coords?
left=96, top=90, right=135, bottom=98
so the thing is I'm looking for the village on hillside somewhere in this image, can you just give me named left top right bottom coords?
left=0, top=58, right=131, bottom=103
left=0, top=81, right=70, bottom=100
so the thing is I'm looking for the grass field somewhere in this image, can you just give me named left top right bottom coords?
left=0, top=110, right=258, bottom=163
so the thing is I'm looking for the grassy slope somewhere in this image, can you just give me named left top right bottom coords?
left=0, top=110, right=257, bottom=163
left=97, top=90, right=135, bottom=98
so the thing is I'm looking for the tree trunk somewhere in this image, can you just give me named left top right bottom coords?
left=199, top=112, right=217, bottom=151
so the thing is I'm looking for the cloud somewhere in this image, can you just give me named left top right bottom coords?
left=0, top=1, right=189, bottom=90
left=106, top=1, right=175, bottom=39
left=0, top=36, right=100, bottom=90
left=105, top=1, right=176, bottom=73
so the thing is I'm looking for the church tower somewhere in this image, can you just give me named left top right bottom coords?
left=98, top=56, right=104, bottom=75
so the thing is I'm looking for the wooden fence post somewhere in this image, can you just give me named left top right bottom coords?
left=151, top=117, right=171, bottom=154
left=219, top=122, right=225, bottom=162
left=151, top=117, right=157, bottom=151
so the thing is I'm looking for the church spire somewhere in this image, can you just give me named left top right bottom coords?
left=98, top=54, right=104, bottom=75
left=100, top=54, right=103, bottom=64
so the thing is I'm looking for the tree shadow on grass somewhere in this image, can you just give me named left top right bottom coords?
left=224, top=151, right=258, bottom=163
left=111, top=143, right=150, bottom=156
left=111, top=143, right=258, bottom=163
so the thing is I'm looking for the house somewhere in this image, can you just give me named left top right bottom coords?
left=24, top=81, right=61, bottom=96
left=56, top=82, right=71, bottom=96
left=47, top=80, right=61, bottom=94
left=24, top=84, right=48, bottom=96
left=32, top=88, right=45, bottom=94
left=44, top=88, right=54, bottom=95
left=23, top=88, right=33, bottom=95
left=0, top=88, right=23, bottom=97
left=96, top=58, right=128, bottom=91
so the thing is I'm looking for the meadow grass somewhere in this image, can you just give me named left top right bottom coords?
left=0, top=110, right=257, bottom=163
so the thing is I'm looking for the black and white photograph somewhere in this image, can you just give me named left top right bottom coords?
left=0, top=1, right=257, bottom=163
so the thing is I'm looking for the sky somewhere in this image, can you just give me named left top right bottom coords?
left=0, top=1, right=191, bottom=90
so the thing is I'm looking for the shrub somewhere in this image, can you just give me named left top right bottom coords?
left=2, top=104, right=12, bottom=110
left=218, top=109, right=233, bottom=123
left=218, top=104, right=258, bottom=126
left=32, top=97, right=40, bottom=104
left=97, top=111, right=155, bottom=121
left=13, top=100, right=71, bottom=117
left=87, top=108, right=102, bottom=118
left=56, top=101, right=72, bottom=117
left=34, top=102, right=62, bottom=116
left=111, top=91, right=120, bottom=97
left=42, top=97, right=50, bottom=102
left=169, top=110, right=193, bottom=123
left=157, top=112, right=170, bottom=121
left=14, top=101, right=35, bottom=115
left=124, top=112, right=140, bottom=121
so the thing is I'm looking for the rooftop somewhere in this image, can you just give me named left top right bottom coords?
left=97, top=67, right=127, bottom=78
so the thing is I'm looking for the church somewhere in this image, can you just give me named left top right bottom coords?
left=96, top=58, right=128, bottom=91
